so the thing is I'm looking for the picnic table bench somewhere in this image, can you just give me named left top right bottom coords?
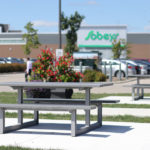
left=0, top=82, right=119, bottom=136
left=0, top=103, right=96, bottom=137
left=131, top=84, right=150, bottom=100
left=126, top=75, right=150, bottom=100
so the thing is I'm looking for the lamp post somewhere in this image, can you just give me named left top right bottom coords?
left=58, top=0, right=62, bottom=49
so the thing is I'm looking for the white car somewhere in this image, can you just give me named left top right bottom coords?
left=99, top=59, right=137, bottom=77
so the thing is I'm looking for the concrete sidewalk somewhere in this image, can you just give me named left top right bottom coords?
left=0, top=119, right=150, bottom=150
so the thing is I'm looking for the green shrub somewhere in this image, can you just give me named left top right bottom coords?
left=0, top=64, right=26, bottom=73
left=83, top=69, right=106, bottom=82
left=95, top=71, right=107, bottom=81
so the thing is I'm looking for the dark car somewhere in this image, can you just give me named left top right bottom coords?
left=5, top=57, right=24, bottom=64
left=0, top=57, right=6, bottom=64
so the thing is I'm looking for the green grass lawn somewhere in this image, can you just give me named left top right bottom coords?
left=1, top=92, right=150, bottom=108
left=5, top=112, right=150, bottom=123
left=1, top=92, right=150, bottom=123
left=0, top=146, right=56, bottom=150
left=0, top=146, right=43, bottom=150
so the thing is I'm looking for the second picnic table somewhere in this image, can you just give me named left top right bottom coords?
left=129, top=75, right=150, bottom=100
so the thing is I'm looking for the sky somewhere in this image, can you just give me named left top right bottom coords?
left=1, top=0, right=150, bottom=33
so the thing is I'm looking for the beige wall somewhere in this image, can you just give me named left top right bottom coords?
left=0, top=44, right=65, bottom=58
left=128, top=44, right=150, bottom=59
left=1, top=43, right=150, bottom=59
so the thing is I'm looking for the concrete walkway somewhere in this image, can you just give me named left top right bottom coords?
left=0, top=119, right=150, bottom=150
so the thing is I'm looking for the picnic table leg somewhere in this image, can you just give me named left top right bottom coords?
left=97, top=104, right=102, bottom=126
left=34, top=111, right=39, bottom=124
left=137, top=77, right=140, bottom=98
left=141, top=88, right=144, bottom=99
left=0, top=108, right=5, bottom=134
left=85, top=88, right=90, bottom=127
left=34, top=102, right=39, bottom=124
left=132, top=87, right=135, bottom=101
left=18, top=88, right=23, bottom=124
left=71, top=110, right=77, bottom=137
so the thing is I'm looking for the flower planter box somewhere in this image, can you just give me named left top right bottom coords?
left=25, top=88, right=73, bottom=99
left=50, top=88, right=73, bottom=99
left=25, top=89, right=51, bottom=98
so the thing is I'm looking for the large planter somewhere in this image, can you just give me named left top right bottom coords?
left=25, top=88, right=73, bottom=99
left=26, top=89, right=51, bottom=98
left=50, top=88, right=73, bottom=99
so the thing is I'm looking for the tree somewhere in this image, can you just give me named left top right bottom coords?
left=112, top=39, right=130, bottom=59
left=61, top=11, right=84, bottom=54
left=22, top=22, right=40, bottom=56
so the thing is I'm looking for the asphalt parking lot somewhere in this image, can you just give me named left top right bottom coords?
left=1, top=72, right=150, bottom=94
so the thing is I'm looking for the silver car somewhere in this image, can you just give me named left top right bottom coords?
left=120, top=60, right=146, bottom=75
left=133, top=60, right=150, bottom=74
left=99, top=59, right=137, bottom=77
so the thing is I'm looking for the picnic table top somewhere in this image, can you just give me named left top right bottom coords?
left=0, top=82, right=113, bottom=89
left=129, top=75, right=150, bottom=78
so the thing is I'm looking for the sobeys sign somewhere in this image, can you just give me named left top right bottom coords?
left=85, top=31, right=119, bottom=42
left=77, top=26, right=127, bottom=48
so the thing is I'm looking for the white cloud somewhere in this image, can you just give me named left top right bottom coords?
left=69, top=1, right=98, bottom=6
left=87, top=1, right=97, bottom=5
left=144, top=25, right=150, bottom=31
left=81, top=21, right=89, bottom=26
left=32, top=20, right=58, bottom=27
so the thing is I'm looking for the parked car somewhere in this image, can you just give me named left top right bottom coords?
left=133, top=60, right=150, bottom=74
left=72, top=52, right=100, bottom=72
left=16, top=58, right=25, bottom=64
left=73, top=59, right=95, bottom=72
left=30, top=58, right=37, bottom=63
left=5, top=57, right=24, bottom=64
left=120, top=59, right=145, bottom=75
left=0, top=57, right=6, bottom=64
left=98, top=59, right=137, bottom=78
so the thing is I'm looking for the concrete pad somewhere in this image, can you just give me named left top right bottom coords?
left=0, top=118, right=150, bottom=150
left=99, top=96, right=150, bottom=104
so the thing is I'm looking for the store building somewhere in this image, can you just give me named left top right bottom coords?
left=77, top=25, right=127, bottom=59
left=0, top=24, right=150, bottom=60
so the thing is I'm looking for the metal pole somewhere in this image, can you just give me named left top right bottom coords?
left=104, top=62, right=106, bottom=75
left=58, top=0, right=62, bottom=49
left=126, top=62, right=128, bottom=80
left=79, top=61, right=82, bottom=82
left=119, top=63, right=121, bottom=80
left=109, top=63, right=112, bottom=82
left=79, top=61, right=82, bottom=73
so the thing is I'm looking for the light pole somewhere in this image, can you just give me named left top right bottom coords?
left=58, top=0, right=62, bottom=49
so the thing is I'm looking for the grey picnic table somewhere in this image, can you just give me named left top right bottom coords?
left=0, top=82, right=113, bottom=136
left=129, top=75, right=150, bottom=100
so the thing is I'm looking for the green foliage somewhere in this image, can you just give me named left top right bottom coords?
left=61, top=11, right=84, bottom=54
left=22, top=22, right=40, bottom=56
left=0, top=64, right=26, bottom=73
left=112, top=39, right=130, bottom=59
left=82, top=69, right=106, bottom=82
left=32, top=50, right=83, bottom=82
